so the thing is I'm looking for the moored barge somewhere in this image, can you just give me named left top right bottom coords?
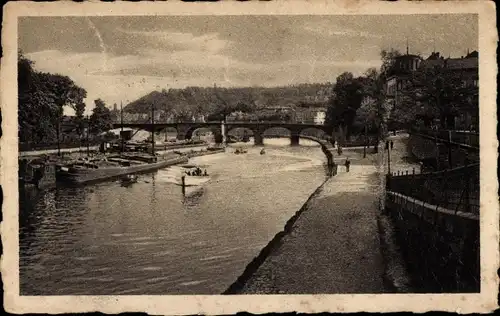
left=56, top=153, right=188, bottom=185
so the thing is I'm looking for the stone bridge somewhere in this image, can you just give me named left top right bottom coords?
left=112, top=121, right=334, bottom=146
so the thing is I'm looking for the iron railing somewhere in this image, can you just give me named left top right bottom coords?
left=410, top=127, right=479, bottom=149
left=387, top=163, right=479, bottom=215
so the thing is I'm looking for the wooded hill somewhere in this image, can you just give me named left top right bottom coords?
left=123, top=84, right=332, bottom=116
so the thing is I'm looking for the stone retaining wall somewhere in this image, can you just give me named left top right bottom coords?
left=385, top=191, right=480, bottom=293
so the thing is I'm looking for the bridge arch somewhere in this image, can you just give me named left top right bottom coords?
left=226, top=127, right=255, bottom=143
left=260, top=127, right=293, bottom=146
left=184, top=125, right=221, bottom=142
left=299, top=127, right=326, bottom=138
left=262, top=126, right=291, bottom=138
left=163, top=127, right=178, bottom=142
left=187, top=127, right=215, bottom=141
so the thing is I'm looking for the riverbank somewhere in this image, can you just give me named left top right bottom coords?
left=223, top=146, right=388, bottom=294
left=223, top=139, right=418, bottom=294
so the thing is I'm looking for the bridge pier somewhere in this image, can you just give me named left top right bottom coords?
left=176, top=133, right=187, bottom=141
left=176, top=124, right=191, bottom=141
left=254, top=132, right=264, bottom=146
left=290, top=133, right=300, bottom=146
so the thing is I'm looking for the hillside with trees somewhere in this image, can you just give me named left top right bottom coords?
left=123, top=84, right=332, bottom=120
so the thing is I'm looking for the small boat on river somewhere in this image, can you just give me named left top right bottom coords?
left=121, top=174, right=138, bottom=184
left=178, top=176, right=211, bottom=187
left=174, top=173, right=211, bottom=198
left=260, top=149, right=266, bottom=155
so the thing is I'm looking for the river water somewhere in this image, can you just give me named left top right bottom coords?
left=20, top=139, right=328, bottom=295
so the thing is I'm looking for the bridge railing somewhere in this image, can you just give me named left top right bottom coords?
left=116, top=120, right=329, bottom=126
left=410, top=127, right=479, bottom=149
left=386, top=163, right=479, bottom=215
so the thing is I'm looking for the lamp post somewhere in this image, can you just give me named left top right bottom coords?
left=56, top=119, right=61, bottom=157
left=86, top=115, right=90, bottom=156
left=363, top=123, right=367, bottom=158
left=386, top=140, right=391, bottom=174
left=120, top=101, right=124, bottom=153
left=151, top=101, right=155, bottom=155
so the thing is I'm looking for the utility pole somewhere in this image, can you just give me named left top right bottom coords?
left=120, top=101, right=124, bottom=153
left=386, top=140, right=391, bottom=174
left=86, top=115, right=90, bottom=156
left=448, top=130, right=453, bottom=168
left=56, top=119, right=61, bottom=157
left=151, top=102, right=155, bottom=155
left=363, top=123, right=367, bottom=158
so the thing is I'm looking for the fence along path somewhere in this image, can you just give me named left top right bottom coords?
left=387, top=163, right=479, bottom=215
left=410, top=127, right=479, bottom=150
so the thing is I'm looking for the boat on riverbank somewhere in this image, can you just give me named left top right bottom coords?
left=234, top=148, right=248, bottom=155
left=19, top=158, right=57, bottom=190
left=56, top=154, right=188, bottom=185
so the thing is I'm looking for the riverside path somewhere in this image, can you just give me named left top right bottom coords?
left=236, top=147, right=388, bottom=294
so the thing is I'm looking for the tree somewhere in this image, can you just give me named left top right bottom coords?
left=361, top=67, right=389, bottom=140
left=380, top=49, right=402, bottom=77
left=326, top=72, right=365, bottom=142
left=18, top=52, right=87, bottom=144
left=173, top=109, right=194, bottom=122
left=207, top=86, right=257, bottom=121
left=398, top=63, right=478, bottom=129
left=90, top=99, right=113, bottom=134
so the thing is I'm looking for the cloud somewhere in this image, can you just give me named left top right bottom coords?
left=26, top=49, right=262, bottom=112
left=303, top=21, right=384, bottom=39
left=116, top=29, right=230, bottom=54
left=27, top=47, right=381, bottom=112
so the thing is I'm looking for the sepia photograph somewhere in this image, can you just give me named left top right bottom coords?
left=1, top=1, right=498, bottom=314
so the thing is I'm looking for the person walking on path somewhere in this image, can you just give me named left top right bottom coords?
left=337, top=146, right=342, bottom=156
left=390, top=140, right=394, bottom=150
left=345, top=157, right=351, bottom=172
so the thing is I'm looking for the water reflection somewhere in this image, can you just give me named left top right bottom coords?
left=20, top=139, right=327, bottom=295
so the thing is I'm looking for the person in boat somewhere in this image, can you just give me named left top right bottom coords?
left=186, top=170, right=191, bottom=176
left=197, top=167, right=202, bottom=176
left=204, top=169, right=208, bottom=176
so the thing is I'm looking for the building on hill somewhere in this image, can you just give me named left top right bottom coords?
left=256, top=106, right=296, bottom=122
left=384, top=48, right=478, bottom=130
left=192, top=114, right=206, bottom=123
left=226, top=111, right=258, bottom=122
left=294, top=107, right=327, bottom=125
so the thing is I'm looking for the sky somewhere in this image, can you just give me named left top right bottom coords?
left=19, top=14, right=478, bottom=114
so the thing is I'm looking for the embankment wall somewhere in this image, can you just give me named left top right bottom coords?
left=384, top=191, right=480, bottom=293
left=223, top=143, right=336, bottom=294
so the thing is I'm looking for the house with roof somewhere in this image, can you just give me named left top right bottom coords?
left=384, top=48, right=478, bottom=130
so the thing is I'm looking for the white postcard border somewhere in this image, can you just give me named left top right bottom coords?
left=1, top=1, right=498, bottom=314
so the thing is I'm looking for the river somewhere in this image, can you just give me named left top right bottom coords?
left=20, top=138, right=328, bottom=295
